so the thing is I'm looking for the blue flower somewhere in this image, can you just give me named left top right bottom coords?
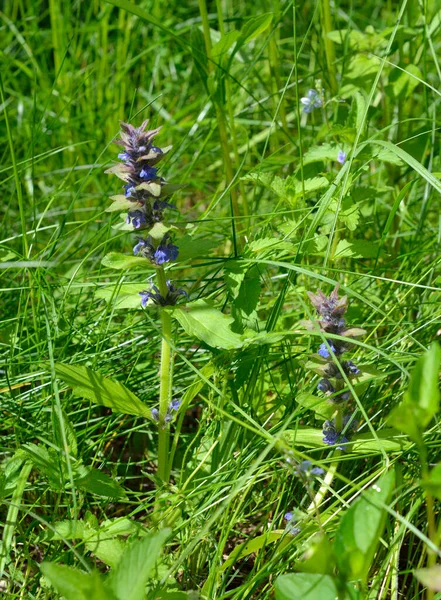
left=154, top=239, right=179, bottom=265
left=139, top=280, right=188, bottom=307
left=118, top=152, right=131, bottom=161
left=317, top=378, right=334, bottom=393
left=300, top=89, right=322, bottom=114
left=126, top=210, right=147, bottom=229
left=151, top=408, right=160, bottom=421
left=344, top=360, right=360, bottom=376
left=284, top=511, right=301, bottom=536
left=169, top=399, right=181, bottom=411
left=318, top=342, right=336, bottom=358
left=140, top=167, right=158, bottom=180
left=151, top=146, right=163, bottom=154
left=323, top=415, right=357, bottom=450
left=133, top=238, right=149, bottom=256
left=298, top=460, right=324, bottom=477
left=337, top=150, right=346, bottom=165
left=124, top=184, right=135, bottom=198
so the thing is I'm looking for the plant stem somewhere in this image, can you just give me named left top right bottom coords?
left=156, top=266, right=173, bottom=483
left=198, top=0, right=241, bottom=246
left=320, top=0, right=337, bottom=95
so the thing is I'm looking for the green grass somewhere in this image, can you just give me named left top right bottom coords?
left=1, top=0, right=441, bottom=598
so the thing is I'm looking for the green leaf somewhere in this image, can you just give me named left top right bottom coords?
left=191, top=26, right=209, bottom=88
left=101, top=252, right=153, bottom=271
left=421, top=463, right=441, bottom=501
left=55, top=363, right=151, bottom=418
left=85, top=535, right=125, bottom=569
left=212, top=30, right=240, bottom=62
left=334, top=470, right=395, bottom=582
left=236, top=13, right=273, bottom=48
left=414, top=565, right=441, bottom=591
left=220, top=531, right=283, bottom=573
left=370, top=141, right=441, bottom=196
left=76, top=467, right=126, bottom=499
left=388, top=343, right=441, bottom=439
left=275, top=573, right=357, bottom=600
left=334, top=239, right=382, bottom=259
left=296, top=535, right=335, bottom=575
left=172, top=300, right=244, bottom=349
left=40, top=563, right=114, bottom=600
left=107, top=529, right=170, bottom=600
left=106, top=196, right=138, bottom=212
left=177, top=234, right=219, bottom=262
left=392, top=64, right=422, bottom=98
left=302, top=143, right=342, bottom=165
left=295, top=393, right=334, bottom=420
left=95, top=283, right=146, bottom=309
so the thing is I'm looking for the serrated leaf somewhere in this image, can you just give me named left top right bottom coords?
left=101, top=252, right=153, bottom=271
left=275, top=573, right=357, bottom=600
left=40, top=564, right=114, bottom=600
left=172, top=300, right=244, bottom=349
left=55, top=363, right=151, bottom=418
left=107, top=530, right=170, bottom=600
left=334, top=471, right=394, bottom=582
left=334, top=239, right=381, bottom=259
left=302, top=143, right=342, bottom=165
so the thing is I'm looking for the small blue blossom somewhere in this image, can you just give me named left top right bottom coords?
left=318, top=342, right=336, bottom=358
left=169, top=399, right=181, bottom=411
left=140, top=280, right=188, bottom=308
left=151, top=408, right=160, bottom=421
left=124, top=184, right=135, bottom=198
left=154, top=240, right=179, bottom=265
left=126, top=210, right=147, bottom=229
left=300, top=89, right=322, bottom=114
left=337, top=150, right=347, bottom=165
left=284, top=511, right=293, bottom=521
left=140, top=166, right=158, bottom=180
left=298, top=460, right=324, bottom=477
left=323, top=415, right=357, bottom=450
left=118, top=152, right=131, bottom=161
left=284, top=511, right=301, bottom=536
left=151, top=146, right=163, bottom=154
left=344, top=360, right=360, bottom=376
left=317, top=378, right=334, bottom=393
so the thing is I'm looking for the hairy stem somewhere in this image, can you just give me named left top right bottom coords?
left=156, top=266, right=173, bottom=483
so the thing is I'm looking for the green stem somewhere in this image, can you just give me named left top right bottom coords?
left=320, top=0, right=337, bottom=95
left=198, top=0, right=241, bottom=245
left=156, top=267, right=173, bottom=483
left=419, top=442, right=436, bottom=600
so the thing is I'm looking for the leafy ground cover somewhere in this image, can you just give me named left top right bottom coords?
left=1, top=0, right=441, bottom=598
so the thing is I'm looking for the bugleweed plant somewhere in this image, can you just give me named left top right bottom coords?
left=3, top=1, right=441, bottom=599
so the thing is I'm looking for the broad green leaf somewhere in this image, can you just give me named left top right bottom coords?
left=95, top=283, right=146, bottom=309
left=172, top=300, right=244, bottom=349
left=295, top=392, right=334, bottom=420
left=44, top=520, right=86, bottom=541
left=414, top=566, right=441, bottom=591
left=212, top=30, right=240, bottom=62
left=388, top=343, right=441, bottom=439
left=334, top=470, right=395, bottom=582
left=302, top=143, right=343, bottom=165
left=55, top=363, right=151, bottom=418
left=85, top=535, right=125, bottom=569
left=421, top=463, right=441, bottom=501
left=236, top=13, right=273, bottom=48
left=334, top=239, right=382, bottom=259
left=178, top=234, right=218, bottom=262
left=106, top=196, right=137, bottom=212
left=40, top=564, right=114, bottom=600
left=392, top=64, right=422, bottom=98
left=75, top=467, right=126, bottom=499
left=297, top=535, right=335, bottom=576
left=107, top=529, right=170, bottom=600
left=275, top=573, right=358, bottom=600
left=101, top=252, right=153, bottom=271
